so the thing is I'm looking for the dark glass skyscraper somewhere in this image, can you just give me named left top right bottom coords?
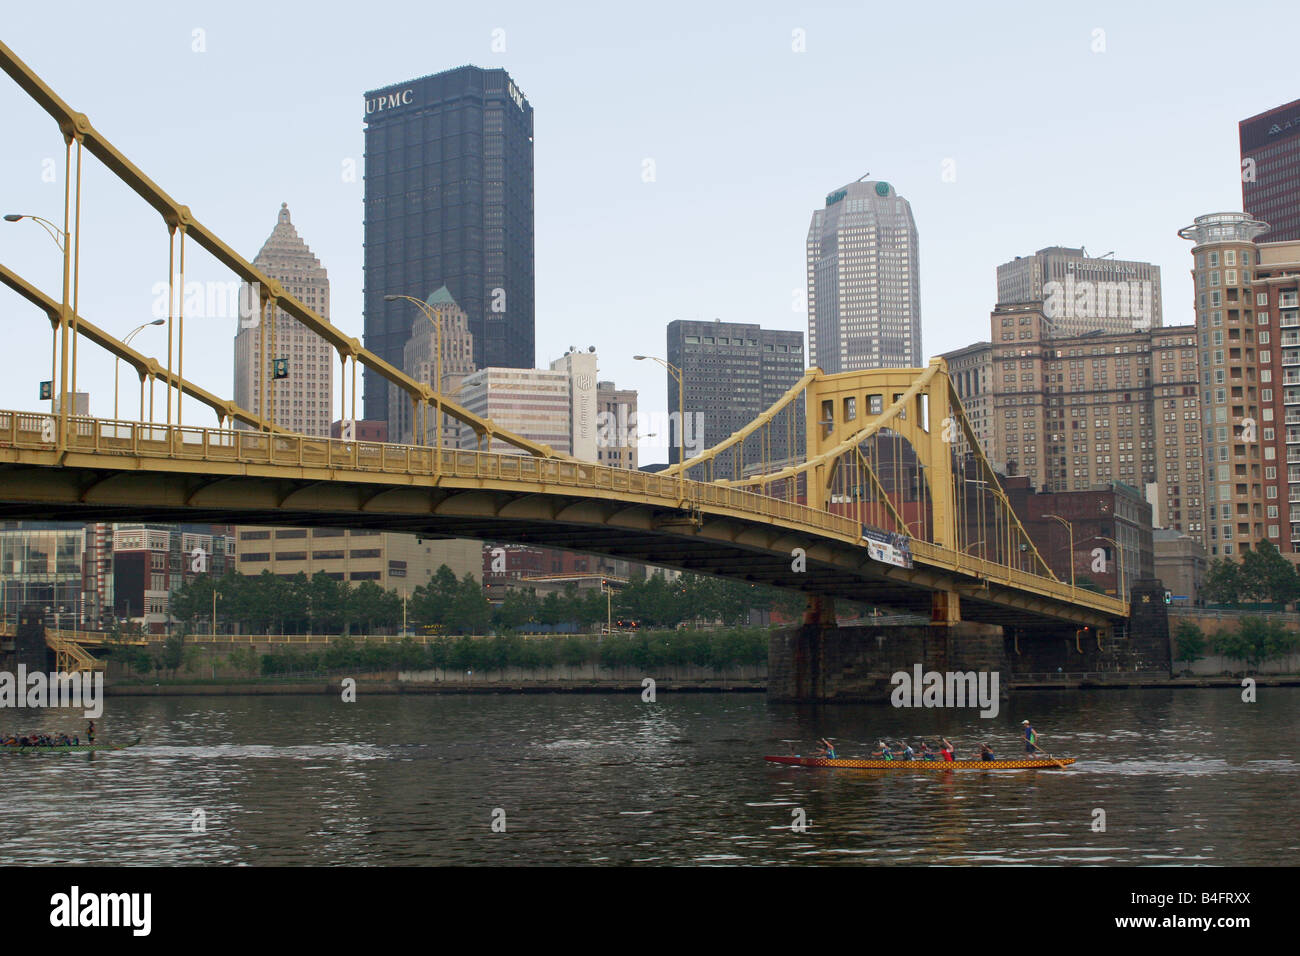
left=362, top=66, right=535, bottom=423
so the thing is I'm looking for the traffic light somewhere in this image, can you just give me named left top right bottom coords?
left=39, top=380, right=52, bottom=400
left=1164, top=590, right=1172, bottom=605
left=272, top=357, right=289, bottom=380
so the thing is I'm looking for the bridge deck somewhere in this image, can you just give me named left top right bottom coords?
left=0, top=411, right=1127, bottom=628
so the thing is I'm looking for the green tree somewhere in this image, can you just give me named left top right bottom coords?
left=448, top=573, right=491, bottom=634
left=1173, top=620, right=1207, bottom=664
left=1213, top=616, right=1300, bottom=669
left=160, top=633, right=185, bottom=677
left=1239, top=541, right=1299, bottom=607
left=1201, top=559, right=1242, bottom=606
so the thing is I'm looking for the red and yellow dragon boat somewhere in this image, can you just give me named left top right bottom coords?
left=765, top=755, right=1074, bottom=771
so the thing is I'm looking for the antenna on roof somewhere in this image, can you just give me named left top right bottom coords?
left=857, top=171, right=871, bottom=182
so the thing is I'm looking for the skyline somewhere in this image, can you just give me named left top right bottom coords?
left=1, top=1, right=1295, bottom=463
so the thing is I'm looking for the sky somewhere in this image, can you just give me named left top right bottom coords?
left=1, top=0, right=1297, bottom=463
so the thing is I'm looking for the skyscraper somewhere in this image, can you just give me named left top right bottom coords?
left=666, top=319, right=805, bottom=476
left=806, top=180, right=920, bottom=372
left=362, top=66, right=535, bottom=425
left=1241, top=99, right=1300, bottom=243
left=234, top=203, right=333, bottom=436
left=996, top=246, right=1163, bottom=337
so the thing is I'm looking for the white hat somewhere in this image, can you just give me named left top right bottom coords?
left=1021, top=720, right=1030, bottom=724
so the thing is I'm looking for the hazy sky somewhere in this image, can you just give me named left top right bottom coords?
left=1, top=1, right=1295, bottom=462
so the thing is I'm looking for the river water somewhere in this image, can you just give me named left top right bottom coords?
left=0, top=689, right=1295, bottom=865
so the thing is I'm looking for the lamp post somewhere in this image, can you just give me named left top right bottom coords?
left=1043, top=513, right=1075, bottom=591
left=4, top=213, right=65, bottom=250
left=634, top=354, right=685, bottom=500
left=115, top=319, right=165, bottom=419
left=7, top=214, right=69, bottom=420
left=1093, top=534, right=1127, bottom=605
left=212, top=590, right=222, bottom=636
left=384, top=294, right=442, bottom=463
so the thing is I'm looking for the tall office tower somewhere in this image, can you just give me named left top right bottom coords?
left=388, top=286, right=476, bottom=445
left=974, top=304, right=1202, bottom=539
left=596, top=380, right=638, bottom=470
left=806, top=180, right=920, bottom=372
left=1241, top=99, right=1300, bottom=243
left=1248, top=238, right=1300, bottom=558
left=666, top=319, right=805, bottom=476
left=362, top=66, right=535, bottom=426
left=234, top=204, right=333, bottom=436
left=996, top=246, right=1163, bottom=337
left=1178, top=213, right=1271, bottom=558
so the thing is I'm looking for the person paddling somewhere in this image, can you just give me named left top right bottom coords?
left=979, top=743, right=996, bottom=762
left=814, top=738, right=837, bottom=759
left=1022, top=720, right=1039, bottom=758
left=939, top=737, right=956, bottom=762
left=872, top=740, right=894, bottom=761
left=86, top=721, right=95, bottom=745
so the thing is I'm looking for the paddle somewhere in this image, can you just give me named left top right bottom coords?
left=1028, top=740, right=1068, bottom=770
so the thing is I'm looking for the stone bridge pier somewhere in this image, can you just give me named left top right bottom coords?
left=768, top=580, right=1171, bottom=702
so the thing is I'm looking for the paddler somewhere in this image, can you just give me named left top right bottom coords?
left=871, top=740, right=894, bottom=761
left=939, top=737, right=955, bottom=762
left=1021, top=720, right=1039, bottom=758
left=86, top=720, right=95, bottom=745
left=814, top=738, right=837, bottom=759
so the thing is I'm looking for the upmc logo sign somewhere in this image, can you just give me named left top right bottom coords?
left=365, top=88, right=414, bottom=116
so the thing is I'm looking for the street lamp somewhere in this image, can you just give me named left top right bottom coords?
left=1092, top=534, right=1127, bottom=605
left=634, top=354, right=685, bottom=499
left=115, top=319, right=165, bottom=419
left=385, top=294, right=442, bottom=462
left=212, top=590, right=222, bottom=636
left=4, top=213, right=65, bottom=251
left=8, top=213, right=71, bottom=421
left=1043, top=513, right=1075, bottom=591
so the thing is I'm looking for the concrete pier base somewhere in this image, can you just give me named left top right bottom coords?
left=768, top=620, right=1007, bottom=703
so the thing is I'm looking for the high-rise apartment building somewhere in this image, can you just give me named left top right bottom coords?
left=996, top=246, right=1162, bottom=337
left=951, top=305, right=1202, bottom=540
left=665, top=320, right=805, bottom=476
left=388, top=286, right=476, bottom=445
left=1241, top=99, right=1300, bottom=243
left=806, top=180, right=920, bottom=372
left=234, top=204, right=333, bottom=436
left=596, top=381, right=638, bottom=470
left=363, top=66, right=535, bottom=425
left=1248, top=238, right=1300, bottom=557
left=1178, top=212, right=1271, bottom=558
